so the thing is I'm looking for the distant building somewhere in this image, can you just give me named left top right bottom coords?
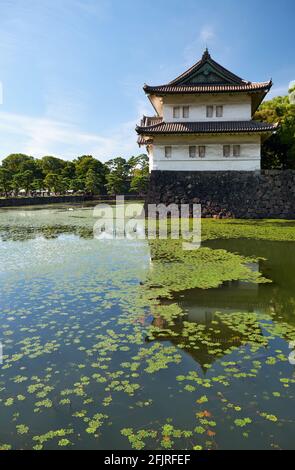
left=136, top=49, right=278, bottom=172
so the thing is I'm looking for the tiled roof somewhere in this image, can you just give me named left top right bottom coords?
left=169, top=49, right=245, bottom=85
left=143, top=49, right=272, bottom=97
left=137, top=136, right=153, bottom=145
left=143, top=81, right=272, bottom=94
left=136, top=120, right=279, bottom=135
left=140, top=116, right=163, bottom=126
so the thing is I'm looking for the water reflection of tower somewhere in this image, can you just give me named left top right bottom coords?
left=146, top=257, right=267, bottom=370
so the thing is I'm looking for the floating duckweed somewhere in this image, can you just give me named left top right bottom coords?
left=1, top=209, right=295, bottom=450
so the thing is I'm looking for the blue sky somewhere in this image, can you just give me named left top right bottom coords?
left=0, top=0, right=294, bottom=162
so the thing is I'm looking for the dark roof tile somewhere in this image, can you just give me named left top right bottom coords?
left=136, top=120, right=279, bottom=135
left=143, top=82, right=272, bottom=94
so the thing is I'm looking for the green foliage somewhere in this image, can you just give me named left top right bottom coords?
left=44, top=173, right=63, bottom=194
left=105, top=157, right=131, bottom=194
left=129, top=154, right=149, bottom=195
left=255, top=95, right=295, bottom=168
left=130, top=172, right=149, bottom=195
left=2, top=154, right=38, bottom=174
left=0, top=153, right=148, bottom=197
left=39, top=156, right=66, bottom=175
left=85, top=169, right=102, bottom=195
left=0, top=167, right=12, bottom=196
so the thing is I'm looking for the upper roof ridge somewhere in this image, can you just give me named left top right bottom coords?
left=166, top=50, right=246, bottom=86
left=202, top=47, right=211, bottom=61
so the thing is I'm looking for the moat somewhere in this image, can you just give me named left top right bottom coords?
left=0, top=204, right=295, bottom=450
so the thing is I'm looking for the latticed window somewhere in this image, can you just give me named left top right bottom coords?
left=198, top=146, right=206, bottom=158
left=223, top=145, right=230, bottom=157
left=165, top=146, right=172, bottom=158
left=183, top=106, right=189, bottom=118
left=189, top=146, right=197, bottom=158
left=206, top=105, right=213, bottom=118
left=173, top=107, right=180, bottom=118
left=216, top=105, right=223, bottom=117
left=233, top=145, right=241, bottom=157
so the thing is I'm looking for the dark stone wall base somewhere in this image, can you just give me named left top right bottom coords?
left=0, top=195, right=93, bottom=208
left=146, top=170, right=295, bottom=219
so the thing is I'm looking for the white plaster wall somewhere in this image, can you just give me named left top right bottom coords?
left=162, top=94, right=252, bottom=122
left=148, top=147, right=154, bottom=173
left=151, top=159, right=260, bottom=171
left=149, top=134, right=261, bottom=171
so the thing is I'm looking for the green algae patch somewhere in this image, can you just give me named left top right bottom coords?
left=121, top=422, right=194, bottom=450
left=201, top=219, right=295, bottom=242
left=144, top=240, right=270, bottom=302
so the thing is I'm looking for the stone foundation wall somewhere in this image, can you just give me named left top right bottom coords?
left=0, top=195, right=93, bottom=208
left=146, top=170, right=295, bottom=219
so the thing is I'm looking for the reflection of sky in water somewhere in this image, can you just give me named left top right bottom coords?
left=0, top=234, right=149, bottom=277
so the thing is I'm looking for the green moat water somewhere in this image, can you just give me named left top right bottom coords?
left=0, top=205, right=295, bottom=450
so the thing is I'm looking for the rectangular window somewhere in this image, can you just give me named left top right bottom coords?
left=216, top=105, right=223, bottom=117
left=198, top=146, right=206, bottom=158
left=206, top=105, right=213, bottom=118
left=189, top=146, right=197, bottom=158
left=183, top=106, right=189, bottom=118
left=165, top=146, right=172, bottom=159
left=173, top=107, right=180, bottom=119
left=223, top=145, right=230, bottom=158
left=233, top=145, right=241, bottom=157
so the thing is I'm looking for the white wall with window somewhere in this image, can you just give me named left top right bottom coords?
left=147, top=134, right=261, bottom=171
left=163, top=94, right=252, bottom=122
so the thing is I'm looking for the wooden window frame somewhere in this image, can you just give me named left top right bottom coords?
left=189, top=146, right=197, bottom=158
left=233, top=144, right=241, bottom=157
left=173, top=107, right=180, bottom=119
left=198, top=146, right=206, bottom=158
left=216, top=105, right=223, bottom=117
left=206, top=105, right=214, bottom=118
left=183, top=106, right=189, bottom=118
left=165, top=146, right=172, bottom=159
left=223, top=145, right=230, bottom=158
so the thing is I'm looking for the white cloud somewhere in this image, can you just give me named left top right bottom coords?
left=0, top=111, right=139, bottom=162
left=183, top=24, right=218, bottom=66
left=199, top=25, right=215, bottom=45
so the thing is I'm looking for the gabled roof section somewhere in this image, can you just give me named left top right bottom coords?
left=169, top=49, right=246, bottom=86
left=143, top=49, right=272, bottom=107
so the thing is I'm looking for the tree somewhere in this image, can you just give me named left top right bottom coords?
left=0, top=167, right=12, bottom=196
left=75, top=155, right=107, bottom=193
left=105, top=157, right=131, bottom=195
left=40, top=156, right=66, bottom=175
left=31, top=178, right=45, bottom=193
left=2, top=154, right=40, bottom=179
left=129, top=154, right=149, bottom=195
left=62, top=161, right=76, bottom=179
left=44, top=173, right=60, bottom=193
left=255, top=95, right=295, bottom=169
left=128, top=154, right=149, bottom=176
left=129, top=171, right=149, bottom=195
left=85, top=169, right=102, bottom=195
left=10, top=170, right=34, bottom=195
left=71, top=177, right=85, bottom=192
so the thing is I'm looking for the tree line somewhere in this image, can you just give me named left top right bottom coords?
left=0, top=154, right=149, bottom=197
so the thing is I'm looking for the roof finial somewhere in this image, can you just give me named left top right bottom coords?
left=202, top=47, right=211, bottom=61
